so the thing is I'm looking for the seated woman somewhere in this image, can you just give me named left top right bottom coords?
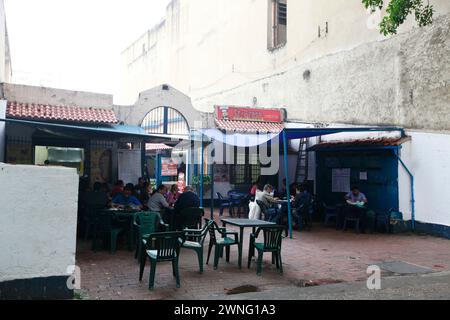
left=166, top=184, right=180, bottom=207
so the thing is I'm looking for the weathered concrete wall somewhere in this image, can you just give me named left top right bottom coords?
left=1, top=83, right=114, bottom=108
left=119, top=0, right=450, bottom=131
left=0, top=163, right=78, bottom=282
left=194, top=14, right=450, bottom=131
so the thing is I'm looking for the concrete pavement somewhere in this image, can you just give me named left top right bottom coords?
left=222, top=271, right=450, bottom=300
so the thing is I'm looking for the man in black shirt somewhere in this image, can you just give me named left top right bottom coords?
left=174, top=186, right=200, bottom=215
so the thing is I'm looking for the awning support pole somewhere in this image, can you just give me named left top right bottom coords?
left=155, top=153, right=161, bottom=188
left=211, top=160, right=215, bottom=220
left=200, top=133, right=204, bottom=208
left=394, top=150, right=415, bottom=231
left=282, top=130, right=293, bottom=239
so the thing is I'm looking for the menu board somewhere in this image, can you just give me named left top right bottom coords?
left=161, top=158, right=178, bottom=177
left=118, top=150, right=142, bottom=185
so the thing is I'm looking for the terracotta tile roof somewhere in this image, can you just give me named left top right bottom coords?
left=145, top=143, right=173, bottom=151
left=215, top=119, right=285, bottom=134
left=6, top=101, right=118, bottom=124
left=308, top=137, right=411, bottom=151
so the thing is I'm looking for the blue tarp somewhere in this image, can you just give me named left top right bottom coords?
left=2, top=118, right=189, bottom=142
left=197, top=126, right=405, bottom=239
left=198, top=127, right=404, bottom=147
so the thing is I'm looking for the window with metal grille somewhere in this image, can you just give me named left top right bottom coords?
left=230, top=148, right=261, bottom=185
left=141, top=106, right=189, bottom=136
left=278, top=2, right=287, bottom=25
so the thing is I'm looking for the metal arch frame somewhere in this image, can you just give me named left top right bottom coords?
left=139, top=106, right=191, bottom=136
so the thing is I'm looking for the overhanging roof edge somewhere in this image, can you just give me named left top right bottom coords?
left=1, top=118, right=189, bottom=141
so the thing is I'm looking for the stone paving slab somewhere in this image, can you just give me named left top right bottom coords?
left=378, top=261, right=433, bottom=274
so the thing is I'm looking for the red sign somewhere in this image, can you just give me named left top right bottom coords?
left=161, top=158, right=178, bottom=177
left=215, top=106, right=283, bottom=123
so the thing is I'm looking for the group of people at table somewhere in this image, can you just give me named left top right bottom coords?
left=247, top=178, right=313, bottom=228
left=80, top=178, right=200, bottom=217
left=80, top=175, right=369, bottom=232
left=247, top=176, right=369, bottom=231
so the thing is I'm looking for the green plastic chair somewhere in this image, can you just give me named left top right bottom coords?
left=91, top=211, right=124, bottom=254
left=134, top=211, right=166, bottom=262
left=139, top=231, right=183, bottom=290
left=248, top=225, right=284, bottom=276
left=205, top=220, right=239, bottom=270
left=182, top=220, right=214, bottom=273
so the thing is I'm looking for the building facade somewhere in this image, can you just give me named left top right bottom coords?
left=119, top=0, right=450, bottom=131
left=118, top=0, right=450, bottom=237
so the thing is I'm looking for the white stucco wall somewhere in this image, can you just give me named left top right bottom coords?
left=118, top=0, right=450, bottom=132
left=399, top=131, right=450, bottom=227
left=0, top=163, right=78, bottom=282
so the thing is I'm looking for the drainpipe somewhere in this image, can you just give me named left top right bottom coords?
left=394, top=149, right=415, bottom=231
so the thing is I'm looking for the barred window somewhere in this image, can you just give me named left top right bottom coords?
left=230, top=148, right=261, bottom=185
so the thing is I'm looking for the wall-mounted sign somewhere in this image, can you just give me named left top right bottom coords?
left=161, top=158, right=178, bottom=177
left=359, top=171, right=368, bottom=181
left=215, top=106, right=283, bottom=123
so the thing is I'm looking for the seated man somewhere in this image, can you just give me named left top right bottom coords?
left=148, top=185, right=171, bottom=213
left=112, top=185, right=143, bottom=210
left=292, top=184, right=312, bottom=228
left=256, top=184, right=282, bottom=223
left=174, top=186, right=200, bottom=215
left=343, top=186, right=369, bottom=232
left=110, top=180, right=124, bottom=197
left=84, top=182, right=110, bottom=209
left=345, top=186, right=368, bottom=206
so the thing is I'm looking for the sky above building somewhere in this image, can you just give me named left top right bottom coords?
left=4, top=0, right=171, bottom=100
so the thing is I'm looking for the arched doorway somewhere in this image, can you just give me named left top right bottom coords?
left=140, top=106, right=189, bottom=136
left=140, top=106, right=190, bottom=190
